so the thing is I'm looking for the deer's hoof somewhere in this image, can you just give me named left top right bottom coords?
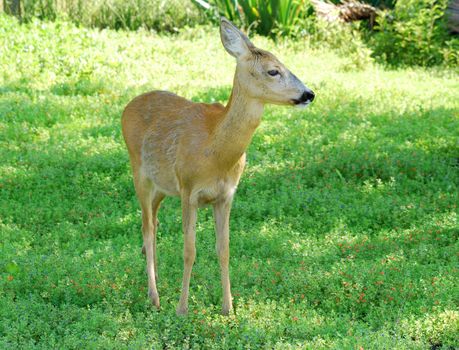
left=221, top=304, right=232, bottom=316
left=148, top=289, right=160, bottom=309
left=176, top=305, right=188, bottom=316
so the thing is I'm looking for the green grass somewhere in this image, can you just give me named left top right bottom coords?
left=1, top=15, right=458, bottom=349
left=17, top=0, right=204, bottom=32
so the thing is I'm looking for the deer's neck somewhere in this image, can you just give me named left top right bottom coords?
left=211, top=79, right=264, bottom=167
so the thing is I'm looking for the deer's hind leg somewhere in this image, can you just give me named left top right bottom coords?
left=177, top=192, right=198, bottom=315
left=134, top=173, right=164, bottom=308
left=141, top=190, right=165, bottom=281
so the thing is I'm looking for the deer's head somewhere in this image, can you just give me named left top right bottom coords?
left=220, top=18, right=314, bottom=108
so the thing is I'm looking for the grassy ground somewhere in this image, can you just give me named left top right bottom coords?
left=1, top=15, right=458, bottom=349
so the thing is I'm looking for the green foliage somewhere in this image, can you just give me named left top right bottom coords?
left=201, top=0, right=373, bottom=68
left=370, top=0, right=459, bottom=66
left=20, top=0, right=205, bottom=31
left=4, top=0, right=458, bottom=67
left=400, top=311, right=459, bottom=348
left=202, top=0, right=312, bottom=37
left=1, top=14, right=459, bottom=349
left=207, top=0, right=240, bottom=23
left=303, top=18, right=374, bottom=71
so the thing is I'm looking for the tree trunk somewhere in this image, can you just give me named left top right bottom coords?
left=311, top=0, right=378, bottom=27
left=3, top=0, right=21, bottom=18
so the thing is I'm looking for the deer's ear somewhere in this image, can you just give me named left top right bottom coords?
left=220, top=17, right=254, bottom=58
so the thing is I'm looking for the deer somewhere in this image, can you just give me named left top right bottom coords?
left=121, top=17, right=315, bottom=316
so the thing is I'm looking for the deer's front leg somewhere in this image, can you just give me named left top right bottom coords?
left=213, top=198, right=233, bottom=315
left=177, top=195, right=197, bottom=315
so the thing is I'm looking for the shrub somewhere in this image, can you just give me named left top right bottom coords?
left=201, top=0, right=458, bottom=68
left=201, top=0, right=313, bottom=37
left=198, top=1, right=372, bottom=69
left=305, top=18, right=374, bottom=70
left=369, top=0, right=459, bottom=66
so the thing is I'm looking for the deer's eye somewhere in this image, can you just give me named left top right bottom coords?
left=267, top=69, right=279, bottom=76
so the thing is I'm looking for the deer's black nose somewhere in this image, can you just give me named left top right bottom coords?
left=300, top=90, right=315, bottom=103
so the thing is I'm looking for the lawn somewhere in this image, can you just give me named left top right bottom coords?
left=0, top=15, right=458, bottom=349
